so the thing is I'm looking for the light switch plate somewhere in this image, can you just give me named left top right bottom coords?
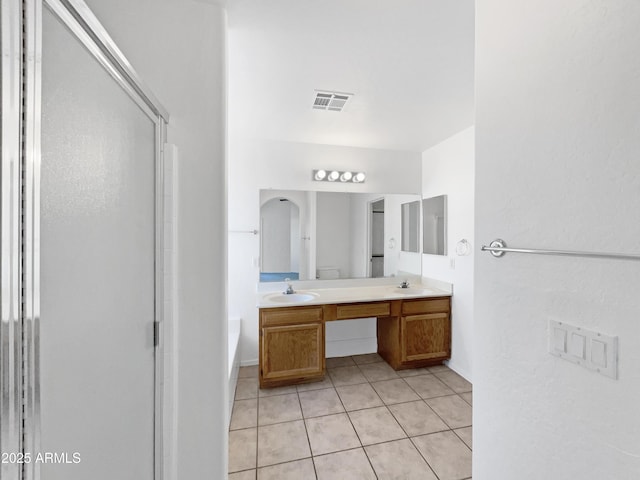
left=548, top=319, right=618, bottom=379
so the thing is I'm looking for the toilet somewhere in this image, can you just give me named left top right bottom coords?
left=316, top=266, right=340, bottom=280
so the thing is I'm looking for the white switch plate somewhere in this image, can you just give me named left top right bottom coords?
left=548, top=319, right=618, bottom=379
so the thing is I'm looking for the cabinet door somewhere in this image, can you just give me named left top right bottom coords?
left=261, top=323, right=324, bottom=383
left=401, top=313, right=450, bottom=362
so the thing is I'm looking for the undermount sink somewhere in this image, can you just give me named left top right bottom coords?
left=265, top=292, right=318, bottom=304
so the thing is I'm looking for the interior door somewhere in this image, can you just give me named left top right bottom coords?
left=38, top=6, right=157, bottom=479
left=370, top=199, right=385, bottom=277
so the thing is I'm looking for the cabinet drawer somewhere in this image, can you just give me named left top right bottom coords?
left=336, top=302, right=390, bottom=320
left=401, top=297, right=450, bottom=315
left=260, top=306, right=323, bottom=327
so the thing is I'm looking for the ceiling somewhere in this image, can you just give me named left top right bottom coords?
left=227, top=0, right=474, bottom=153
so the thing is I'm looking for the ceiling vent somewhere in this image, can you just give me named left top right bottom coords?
left=312, top=90, right=353, bottom=112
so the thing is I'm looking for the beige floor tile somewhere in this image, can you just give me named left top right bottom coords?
left=388, top=400, right=449, bottom=437
left=305, top=413, right=361, bottom=456
left=404, top=374, right=455, bottom=399
left=230, top=398, right=258, bottom=430
left=434, top=370, right=473, bottom=393
left=336, top=383, right=383, bottom=411
left=236, top=378, right=259, bottom=400
left=455, top=426, right=472, bottom=449
left=299, top=388, right=344, bottom=418
left=238, top=365, right=259, bottom=378
left=371, top=378, right=421, bottom=405
left=229, top=469, right=256, bottom=480
left=427, top=364, right=451, bottom=373
left=352, top=353, right=384, bottom=365
left=258, top=384, right=298, bottom=397
left=328, top=366, right=368, bottom=386
left=397, top=367, right=433, bottom=377
left=296, top=376, right=334, bottom=392
left=412, top=431, right=472, bottom=480
left=231, top=351, right=474, bottom=480
left=326, top=356, right=356, bottom=368
left=229, top=428, right=257, bottom=473
left=365, top=438, right=438, bottom=480
left=348, top=406, right=406, bottom=445
left=358, top=362, right=400, bottom=382
left=426, top=395, right=472, bottom=429
left=314, top=448, right=376, bottom=480
left=257, top=458, right=316, bottom=480
left=257, top=420, right=310, bottom=467
left=258, top=393, right=302, bottom=426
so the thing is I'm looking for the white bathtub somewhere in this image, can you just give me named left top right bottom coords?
left=228, top=318, right=241, bottom=427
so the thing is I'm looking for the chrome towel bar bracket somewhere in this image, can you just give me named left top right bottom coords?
left=481, top=238, right=640, bottom=262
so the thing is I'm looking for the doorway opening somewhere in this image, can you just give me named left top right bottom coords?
left=369, top=198, right=385, bottom=277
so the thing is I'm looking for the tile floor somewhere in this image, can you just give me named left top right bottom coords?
left=229, top=354, right=472, bottom=480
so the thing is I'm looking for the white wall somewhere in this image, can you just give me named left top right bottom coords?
left=85, top=1, right=228, bottom=478
left=348, top=194, right=371, bottom=277
left=261, top=199, right=293, bottom=272
left=229, top=138, right=421, bottom=364
left=316, top=192, right=352, bottom=277
left=421, top=127, right=475, bottom=381
left=475, top=2, right=640, bottom=479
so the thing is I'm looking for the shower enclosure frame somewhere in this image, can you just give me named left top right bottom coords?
left=1, top=0, right=170, bottom=479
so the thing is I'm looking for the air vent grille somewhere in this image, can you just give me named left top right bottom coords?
left=312, top=91, right=353, bottom=112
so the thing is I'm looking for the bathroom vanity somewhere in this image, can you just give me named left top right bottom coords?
left=257, top=285, right=451, bottom=388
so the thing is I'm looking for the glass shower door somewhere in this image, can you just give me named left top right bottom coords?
left=38, top=6, right=157, bottom=479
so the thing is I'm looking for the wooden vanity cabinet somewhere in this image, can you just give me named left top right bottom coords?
left=259, top=306, right=325, bottom=388
left=259, top=296, right=451, bottom=388
left=378, top=297, right=451, bottom=369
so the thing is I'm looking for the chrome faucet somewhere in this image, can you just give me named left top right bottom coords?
left=283, top=279, right=295, bottom=295
left=400, top=280, right=410, bottom=289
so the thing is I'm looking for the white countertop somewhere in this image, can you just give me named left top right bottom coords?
left=257, top=283, right=451, bottom=308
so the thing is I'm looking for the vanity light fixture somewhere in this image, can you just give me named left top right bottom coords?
left=312, top=169, right=366, bottom=184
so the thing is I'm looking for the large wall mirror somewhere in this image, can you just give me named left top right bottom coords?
left=422, top=194, right=447, bottom=255
left=260, top=189, right=422, bottom=282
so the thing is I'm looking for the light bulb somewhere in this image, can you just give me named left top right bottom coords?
left=314, top=169, right=327, bottom=181
left=353, top=172, right=366, bottom=183
left=327, top=170, right=340, bottom=181
left=340, top=171, right=353, bottom=182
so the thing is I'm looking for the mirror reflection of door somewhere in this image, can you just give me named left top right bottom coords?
left=260, top=197, right=300, bottom=281
left=370, top=198, right=385, bottom=277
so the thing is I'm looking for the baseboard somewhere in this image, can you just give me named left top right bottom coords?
left=444, top=359, right=472, bottom=383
